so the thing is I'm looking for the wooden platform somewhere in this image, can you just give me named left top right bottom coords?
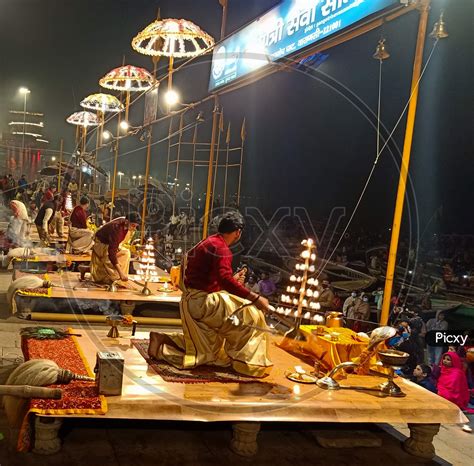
left=12, top=253, right=91, bottom=273
left=45, top=271, right=181, bottom=303
left=13, top=270, right=181, bottom=321
left=31, top=329, right=466, bottom=457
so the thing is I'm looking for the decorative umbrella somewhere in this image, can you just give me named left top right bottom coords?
left=132, top=18, right=214, bottom=242
left=99, top=65, right=155, bottom=121
left=80, top=93, right=124, bottom=113
left=66, top=111, right=99, bottom=127
left=66, top=111, right=99, bottom=189
left=99, top=65, right=155, bottom=92
left=131, top=18, right=214, bottom=58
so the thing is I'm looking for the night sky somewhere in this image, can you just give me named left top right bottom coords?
left=1, top=0, right=472, bottom=234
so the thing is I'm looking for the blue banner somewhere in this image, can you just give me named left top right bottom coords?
left=209, top=0, right=398, bottom=91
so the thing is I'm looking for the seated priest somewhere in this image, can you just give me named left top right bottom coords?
left=148, top=212, right=273, bottom=378
left=34, top=195, right=61, bottom=246
left=67, top=196, right=94, bottom=254
left=90, top=213, right=139, bottom=284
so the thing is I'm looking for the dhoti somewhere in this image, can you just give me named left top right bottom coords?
left=90, top=239, right=130, bottom=284
left=150, top=289, right=273, bottom=378
left=67, top=227, right=94, bottom=254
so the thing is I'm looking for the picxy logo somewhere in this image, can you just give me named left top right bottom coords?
left=425, top=331, right=471, bottom=347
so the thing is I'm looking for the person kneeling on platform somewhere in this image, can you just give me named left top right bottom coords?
left=90, top=213, right=139, bottom=284
left=34, top=195, right=61, bottom=246
left=67, top=196, right=94, bottom=254
left=148, top=212, right=273, bottom=378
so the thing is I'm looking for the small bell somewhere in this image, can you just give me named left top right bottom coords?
left=373, top=38, right=390, bottom=61
left=429, top=12, right=449, bottom=40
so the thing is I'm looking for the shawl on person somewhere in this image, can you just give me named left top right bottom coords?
left=437, top=351, right=470, bottom=410
left=10, top=200, right=29, bottom=220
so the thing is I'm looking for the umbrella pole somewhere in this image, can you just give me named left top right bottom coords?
left=202, top=100, right=219, bottom=239
left=125, top=91, right=131, bottom=123
left=78, top=126, right=86, bottom=194
left=57, top=139, right=63, bottom=193
left=172, top=114, right=184, bottom=216
left=110, top=110, right=122, bottom=219
left=380, top=1, right=431, bottom=325
left=140, top=127, right=152, bottom=242
left=140, top=58, right=159, bottom=243
left=223, top=136, right=230, bottom=208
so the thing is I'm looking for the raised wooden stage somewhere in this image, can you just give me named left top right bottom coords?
left=14, top=271, right=181, bottom=320
left=33, top=329, right=466, bottom=458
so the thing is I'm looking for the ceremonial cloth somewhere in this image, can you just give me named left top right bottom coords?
left=18, top=331, right=106, bottom=451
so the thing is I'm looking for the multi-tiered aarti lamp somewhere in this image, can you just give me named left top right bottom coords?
left=273, top=239, right=324, bottom=341
left=137, top=237, right=158, bottom=296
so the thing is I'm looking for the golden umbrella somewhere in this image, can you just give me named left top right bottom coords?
left=132, top=18, right=214, bottom=95
left=80, top=93, right=124, bottom=199
left=98, top=67, right=155, bottom=212
left=131, top=17, right=214, bottom=241
left=66, top=111, right=99, bottom=191
left=99, top=65, right=155, bottom=121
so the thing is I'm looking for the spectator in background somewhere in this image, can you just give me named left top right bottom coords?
left=412, top=364, right=437, bottom=393
left=436, top=352, right=474, bottom=415
left=426, top=311, right=448, bottom=365
left=18, top=174, right=28, bottom=189
left=68, top=178, right=79, bottom=202
left=257, top=271, right=276, bottom=298
left=372, top=287, right=384, bottom=322
left=319, top=279, right=335, bottom=310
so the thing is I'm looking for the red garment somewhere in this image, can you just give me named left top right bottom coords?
left=42, top=188, right=54, bottom=203
left=437, top=351, right=470, bottom=410
left=95, top=218, right=128, bottom=266
left=70, top=205, right=88, bottom=229
left=184, top=234, right=250, bottom=299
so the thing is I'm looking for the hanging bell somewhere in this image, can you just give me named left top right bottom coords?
left=373, top=38, right=390, bottom=61
left=429, top=12, right=449, bottom=40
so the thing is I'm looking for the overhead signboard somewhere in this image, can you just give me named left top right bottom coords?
left=209, top=0, right=398, bottom=92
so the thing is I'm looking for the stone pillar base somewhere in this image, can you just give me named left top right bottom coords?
left=403, top=423, right=440, bottom=459
left=230, top=421, right=261, bottom=457
left=33, top=416, right=63, bottom=455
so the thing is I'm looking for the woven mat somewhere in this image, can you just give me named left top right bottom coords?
left=18, top=333, right=107, bottom=451
left=132, top=339, right=258, bottom=384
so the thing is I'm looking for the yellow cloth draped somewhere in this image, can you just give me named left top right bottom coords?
left=154, top=288, right=273, bottom=378
left=279, top=325, right=369, bottom=371
left=90, top=239, right=130, bottom=284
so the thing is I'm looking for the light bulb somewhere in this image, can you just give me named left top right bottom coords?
left=304, top=312, right=311, bottom=319
left=120, top=120, right=129, bottom=131
left=290, top=275, right=296, bottom=282
left=164, top=89, right=180, bottom=106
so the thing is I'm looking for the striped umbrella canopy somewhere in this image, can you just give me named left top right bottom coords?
left=132, top=18, right=214, bottom=58
left=80, top=93, right=124, bottom=113
left=99, top=65, right=155, bottom=92
left=66, top=111, right=99, bottom=127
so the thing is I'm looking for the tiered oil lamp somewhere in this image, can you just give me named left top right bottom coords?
left=273, top=239, right=324, bottom=341
left=137, top=237, right=157, bottom=296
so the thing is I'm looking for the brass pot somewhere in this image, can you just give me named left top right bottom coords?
left=325, top=312, right=343, bottom=328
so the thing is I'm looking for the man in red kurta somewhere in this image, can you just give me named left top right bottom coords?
left=90, top=213, right=139, bottom=284
left=149, top=212, right=273, bottom=378
left=67, top=196, right=94, bottom=254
